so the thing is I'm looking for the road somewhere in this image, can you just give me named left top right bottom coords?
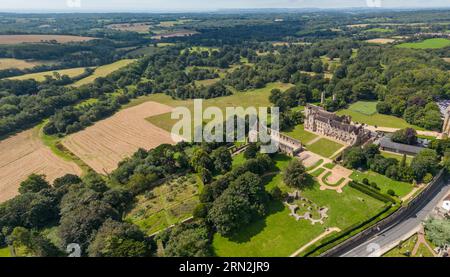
left=340, top=177, right=450, bottom=257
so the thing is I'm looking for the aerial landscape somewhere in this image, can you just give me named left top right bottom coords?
left=0, top=0, right=450, bottom=263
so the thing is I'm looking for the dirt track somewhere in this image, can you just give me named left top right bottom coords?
left=62, top=101, right=178, bottom=174
left=0, top=129, right=82, bottom=203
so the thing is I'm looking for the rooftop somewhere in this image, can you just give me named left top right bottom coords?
left=379, top=136, right=424, bottom=155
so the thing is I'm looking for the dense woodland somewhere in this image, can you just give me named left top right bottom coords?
left=1, top=9, right=450, bottom=257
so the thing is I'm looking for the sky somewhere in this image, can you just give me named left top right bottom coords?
left=0, top=0, right=449, bottom=12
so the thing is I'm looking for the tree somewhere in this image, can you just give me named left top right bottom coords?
left=244, top=143, right=258, bottom=159
left=161, top=222, right=212, bottom=257
left=207, top=172, right=267, bottom=236
left=53, top=174, right=82, bottom=188
left=7, top=227, right=61, bottom=257
left=283, top=159, right=308, bottom=189
left=88, top=219, right=150, bottom=257
left=411, top=149, right=439, bottom=181
left=376, top=102, right=391, bottom=114
left=18, top=174, right=50, bottom=194
left=342, top=147, right=366, bottom=169
left=58, top=200, right=119, bottom=252
left=190, top=148, right=213, bottom=172
left=424, top=218, right=450, bottom=247
left=211, top=146, right=232, bottom=174
left=83, top=171, right=108, bottom=193
left=391, top=128, right=417, bottom=145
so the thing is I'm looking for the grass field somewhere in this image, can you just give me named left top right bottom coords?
left=380, top=151, right=413, bottom=165
left=365, top=28, right=394, bottom=33
left=337, top=101, right=423, bottom=130
left=0, top=58, right=44, bottom=70
left=125, top=174, right=201, bottom=235
left=73, top=59, right=136, bottom=87
left=213, top=155, right=385, bottom=257
left=283, top=124, right=318, bottom=145
left=232, top=152, right=247, bottom=169
left=0, top=247, right=11, bottom=257
left=307, top=138, right=344, bottom=158
left=397, top=38, right=450, bottom=49
left=9, top=67, right=87, bottom=82
left=146, top=82, right=294, bottom=135
left=350, top=170, right=413, bottom=198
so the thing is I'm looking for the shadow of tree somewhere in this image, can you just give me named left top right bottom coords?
left=226, top=200, right=285, bottom=243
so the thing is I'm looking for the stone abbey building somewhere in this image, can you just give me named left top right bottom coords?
left=304, top=104, right=371, bottom=146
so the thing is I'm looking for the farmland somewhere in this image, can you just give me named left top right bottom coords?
left=0, top=34, right=95, bottom=44
left=0, top=128, right=82, bottom=203
left=366, top=38, right=396, bottom=44
left=106, top=22, right=152, bottom=33
left=146, top=82, right=294, bottom=135
left=397, top=38, right=450, bottom=49
left=61, top=101, right=177, bottom=174
left=73, top=59, right=136, bottom=87
left=0, top=58, right=44, bottom=70
left=8, top=67, right=88, bottom=81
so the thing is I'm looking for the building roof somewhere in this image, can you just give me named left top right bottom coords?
left=306, top=104, right=364, bottom=134
left=379, top=136, right=424, bottom=155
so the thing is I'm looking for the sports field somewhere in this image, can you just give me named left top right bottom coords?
left=397, top=38, right=450, bottom=49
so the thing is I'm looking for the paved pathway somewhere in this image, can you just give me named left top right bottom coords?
left=411, top=226, right=437, bottom=257
left=364, top=125, right=442, bottom=139
left=289, top=227, right=341, bottom=257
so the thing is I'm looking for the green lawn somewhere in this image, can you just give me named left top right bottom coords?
left=213, top=177, right=385, bottom=257
left=380, top=151, right=413, bottom=165
left=0, top=247, right=11, bottom=257
left=232, top=152, right=247, bottom=169
left=283, top=124, right=318, bottom=145
left=397, top=38, right=450, bottom=49
left=337, top=101, right=424, bottom=130
left=307, top=138, right=344, bottom=158
left=350, top=170, right=414, bottom=198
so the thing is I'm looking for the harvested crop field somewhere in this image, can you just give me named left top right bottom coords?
left=9, top=67, right=88, bottom=81
left=62, top=101, right=179, bottom=174
left=106, top=22, right=152, bottom=33
left=0, top=34, right=95, bottom=44
left=366, top=38, right=396, bottom=44
left=0, top=129, right=82, bottom=203
left=0, top=58, right=43, bottom=70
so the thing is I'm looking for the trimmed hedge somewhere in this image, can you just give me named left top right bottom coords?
left=349, top=181, right=398, bottom=204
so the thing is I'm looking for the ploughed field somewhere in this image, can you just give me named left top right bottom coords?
left=0, top=128, right=82, bottom=203
left=0, top=34, right=95, bottom=44
left=62, top=101, right=179, bottom=174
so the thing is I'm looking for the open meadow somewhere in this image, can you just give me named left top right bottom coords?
left=337, top=101, right=423, bottom=130
left=73, top=59, right=136, bottom=87
left=0, top=128, right=82, bottom=203
left=8, top=67, right=88, bottom=81
left=61, top=101, right=178, bottom=174
left=397, top=38, right=450, bottom=49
